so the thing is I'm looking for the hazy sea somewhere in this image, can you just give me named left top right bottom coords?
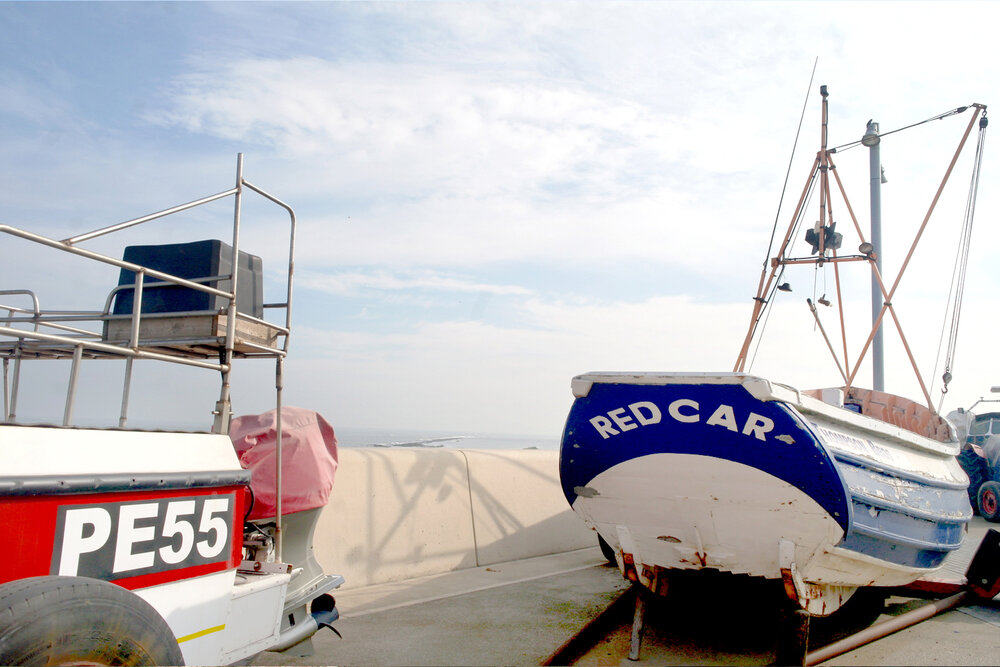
left=9, top=414, right=560, bottom=449
left=333, top=426, right=559, bottom=451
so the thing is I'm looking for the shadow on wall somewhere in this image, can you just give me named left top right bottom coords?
left=310, top=448, right=594, bottom=589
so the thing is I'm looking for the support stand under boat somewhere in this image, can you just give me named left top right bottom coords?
left=775, top=606, right=811, bottom=666
left=627, top=586, right=647, bottom=661
left=770, top=529, right=1000, bottom=666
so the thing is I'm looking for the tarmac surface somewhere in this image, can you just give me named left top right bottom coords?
left=253, top=518, right=1000, bottom=666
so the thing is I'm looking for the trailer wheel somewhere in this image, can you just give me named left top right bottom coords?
left=809, top=586, right=887, bottom=647
left=978, top=482, right=1000, bottom=522
left=598, top=535, right=617, bottom=564
left=0, top=576, right=184, bottom=666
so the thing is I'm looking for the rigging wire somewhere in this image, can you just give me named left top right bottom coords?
left=829, top=105, right=973, bottom=154
left=761, top=57, right=818, bottom=265
left=811, top=263, right=829, bottom=330
left=789, top=173, right=820, bottom=256
left=748, top=276, right=781, bottom=370
left=934, top=113, right=987, bottom=412
left=744, top=89, right=985, bottom=384
left=744, top=58, right=817, bottom=371
left=747, top=170, right=820, bottom=370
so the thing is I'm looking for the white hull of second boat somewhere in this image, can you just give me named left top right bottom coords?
left=559, top=372, right=972, bottom=615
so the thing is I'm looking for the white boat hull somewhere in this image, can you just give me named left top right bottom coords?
left=559, top=372, right=973, bottom=615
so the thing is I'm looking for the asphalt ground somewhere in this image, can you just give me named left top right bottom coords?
left=252, top=549, right=627, bottom=666
left=253, top=518, right=1000, bottom=666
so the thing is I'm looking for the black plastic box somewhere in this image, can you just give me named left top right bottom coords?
left=112, top=240, right=264, bottom=318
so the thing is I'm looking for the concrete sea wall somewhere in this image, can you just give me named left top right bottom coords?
left=311, top=448, right=595, bottom=588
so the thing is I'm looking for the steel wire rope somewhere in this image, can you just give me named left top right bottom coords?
left=828, top=105, right=974, bottom=154
left=936, top=121, right=986, bottom=396
left=748, top=174, right=820, bottom=370
left=810, top=262, right=829, bottom=331
left=746, top=87, right=973, bottom=372
left=934, top=114, right=987, bottom=411
left=743, top=60, right=817, bottom=369
left=750, top=102, right=983, bottom=377
left=761, top=58, right=818, bottom=264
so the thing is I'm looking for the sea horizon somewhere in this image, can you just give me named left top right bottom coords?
left=5, top=413, right=560, bottom=450
left=333, top=425, right=560, bottom=450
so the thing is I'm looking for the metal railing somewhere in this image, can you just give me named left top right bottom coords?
left=1, top=154, right=296, bottom=434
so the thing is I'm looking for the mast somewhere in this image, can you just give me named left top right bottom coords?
left=862, top=121, right=885, bottom=392
left=734, top=87, right=987, bottom=415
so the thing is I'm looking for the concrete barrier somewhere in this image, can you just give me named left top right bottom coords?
left=465, top=449, right=595, bottom=566
left=310, top=448, right=594, bottom=589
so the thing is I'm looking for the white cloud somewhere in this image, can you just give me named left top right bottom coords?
left=296, top=268, right=532, bottom=298
left=137, top=1, right=999, bottom=282
left=278, top=259, right=1000, bottom=436
left=6, top=0, right=1000, bottom=439
left=148, top=56, right=690, bottom=201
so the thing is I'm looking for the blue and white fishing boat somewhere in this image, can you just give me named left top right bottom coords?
left=559, top=87, right=988, bottom=617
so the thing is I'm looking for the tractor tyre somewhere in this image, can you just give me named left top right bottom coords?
left=978, top=481, right=1000, bottom=522
left=959, top=447, right=989, bottom=513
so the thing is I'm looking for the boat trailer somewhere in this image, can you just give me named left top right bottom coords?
left=544, top=529, right=1000, bottom=666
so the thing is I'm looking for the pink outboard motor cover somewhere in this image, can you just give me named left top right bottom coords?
left=229, top=406, right=339, bottom=520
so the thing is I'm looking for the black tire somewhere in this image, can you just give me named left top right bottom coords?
left=0, top=576, right=184, bottom=666
left=958, top=447, right=989, bottom=512
left=597, top=534, right=617, bottom=564
left=809, top=586, right=887, bottom=647
left=979, top=481, right=1000, bottom=522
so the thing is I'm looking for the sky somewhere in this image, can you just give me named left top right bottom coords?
left=2, top=1, right=1000, bottom=439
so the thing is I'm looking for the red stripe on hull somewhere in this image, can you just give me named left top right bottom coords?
left=1, top=485, right=246, bottom=588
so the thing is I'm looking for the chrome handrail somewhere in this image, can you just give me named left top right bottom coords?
left=0, top=154, right=295, bottom=435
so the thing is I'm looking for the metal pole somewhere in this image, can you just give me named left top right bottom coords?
left=63, top=344, right=83, bottom=426
left=805, top=591, right=968, bottom=665
left=863, top=121, right=885, bottom=391
left=275, top=356, right=284, bottom=562
left=627, top=588, right=646, bottom=661
left=213, top=154, right=242, bottom=435
left=119, top=357, right=134, bottom=428
left=8, top=349, right=22, bottom=422
left=2, top=358, right=8, bottom=421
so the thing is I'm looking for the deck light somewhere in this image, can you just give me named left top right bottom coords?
left=777, top=282, right=792, bottom=292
